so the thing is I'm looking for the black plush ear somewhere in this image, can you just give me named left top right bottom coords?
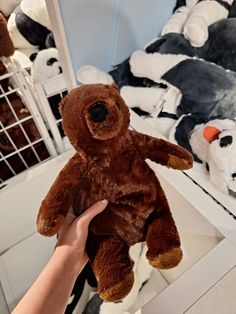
left=145, top=37, right=167, bottom=53
left=173, top=0, right=187, bottom=12
left=45, top=33, right=56, bottom=48
left=29, top=52, right=38, bottom=62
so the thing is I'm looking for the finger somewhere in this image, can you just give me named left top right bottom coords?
left=77, top=200, right=108, bottom=226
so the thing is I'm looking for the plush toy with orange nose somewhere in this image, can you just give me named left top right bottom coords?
left=37, top=83, right=193, bottom=302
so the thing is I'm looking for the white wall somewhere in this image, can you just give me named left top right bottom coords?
left=58, top=0, right=176, bottom=73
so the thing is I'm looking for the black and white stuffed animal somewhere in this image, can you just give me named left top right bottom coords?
left=169, top=115, right=236, bottom=197
left=162, top=0, right=235, bottom=47
left=78, top=17, right=236, bottom=131
left=30, top=47, right=62, bottom=82
left=146, top=18, right=236, bottom=73
left=30, top=47, right=64, bottom=130
left=7, top=0, right=52, bottom=57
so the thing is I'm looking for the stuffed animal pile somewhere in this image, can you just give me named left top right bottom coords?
left=37, top=83, right=193, bottom=302
left=77, top=0, right=236, bottom=198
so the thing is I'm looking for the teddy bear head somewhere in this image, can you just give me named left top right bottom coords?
left=60, top=83, right=130, bottom=152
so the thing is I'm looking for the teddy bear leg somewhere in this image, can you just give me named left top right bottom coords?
left=145, top=194, right=182, bottom=269
left=87, top=237, right=134, bottom=302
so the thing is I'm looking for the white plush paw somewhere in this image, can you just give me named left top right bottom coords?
left=77, top=65, right=114, bottom=84
left=161, top=23, right=183, bottom=36
left=129, top=50, right=148, bottom=77
left=121, top=86, right=164, bottom=114
left=161, top=5, right=192, bottom=35
left=183, top=15, right=209, bottom=47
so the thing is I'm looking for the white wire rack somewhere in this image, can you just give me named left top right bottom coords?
left=0, top=59, right=57, bottom=185
left=33, top=74, right=70, bottom=154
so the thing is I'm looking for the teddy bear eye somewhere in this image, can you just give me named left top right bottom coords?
left=89, top=102, right=108, bottom=123
left=220, top=135, right=233, bottom=147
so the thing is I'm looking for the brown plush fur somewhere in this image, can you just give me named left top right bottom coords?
left=0, top=13, right=14, bottom=57
left=37, top=84, right=193, bottom=302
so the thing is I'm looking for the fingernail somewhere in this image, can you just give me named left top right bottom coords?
left=100, top=199, right=108, bottom=204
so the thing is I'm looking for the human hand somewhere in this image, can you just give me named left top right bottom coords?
left=55, top=200, right=108, bottom=273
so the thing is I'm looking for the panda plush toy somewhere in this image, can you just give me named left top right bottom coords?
left=30, top=47, right=62, bottom=82
left=29, top=47, right=63, bottom=126
left=7, top=0, right=52, bottom=57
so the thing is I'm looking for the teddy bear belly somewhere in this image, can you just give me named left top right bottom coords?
left=75, top=176, right=158, bottom=246
left=90, top=200, right=156, bottom=245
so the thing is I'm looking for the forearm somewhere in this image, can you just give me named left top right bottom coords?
left=12, top=247, right=87, bottom=314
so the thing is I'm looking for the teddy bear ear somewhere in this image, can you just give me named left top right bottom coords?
left=111, top=83, right=120, bottom=93
left=203, top=126, right=221, bottom=143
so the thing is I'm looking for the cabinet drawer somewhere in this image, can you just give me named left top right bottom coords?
left=0, top=233, right=56, bottom=310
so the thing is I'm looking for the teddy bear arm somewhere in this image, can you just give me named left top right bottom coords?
left=130, top=130, right=193, bottom=170
left=145, top=189, right=182, bottom=269
left=87, top=236, right=134, bottom=302
left=37, top=154, right=85, bottom=236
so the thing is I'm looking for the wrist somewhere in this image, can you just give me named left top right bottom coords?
left=53, top=245, right=87, bottom=277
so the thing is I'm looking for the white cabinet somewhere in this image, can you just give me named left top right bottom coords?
left=0, top=151, right=73, bottom=312
left=0, top=234, right=56, bottom=311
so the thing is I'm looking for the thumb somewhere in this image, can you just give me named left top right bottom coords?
left=78, top=200, right=108, bottom=226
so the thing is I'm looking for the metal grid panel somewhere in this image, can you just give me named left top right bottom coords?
left=0, top=60, right=57, bottom=185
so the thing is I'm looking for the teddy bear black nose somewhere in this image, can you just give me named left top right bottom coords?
left=89, top=102, right=108, bottom=122
left=220, top=135, right=233, bottom=147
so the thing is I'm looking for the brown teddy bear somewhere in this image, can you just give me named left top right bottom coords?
left=37, top=84, right=193, bottom=302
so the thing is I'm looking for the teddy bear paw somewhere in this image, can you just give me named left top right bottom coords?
left=37, top=214, right=65, bottom=236
left=99, top=271, right=134, bottom=302
left=167, top=154, right=193, bottom=170
left=148, top=247, right=182, bottom=269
